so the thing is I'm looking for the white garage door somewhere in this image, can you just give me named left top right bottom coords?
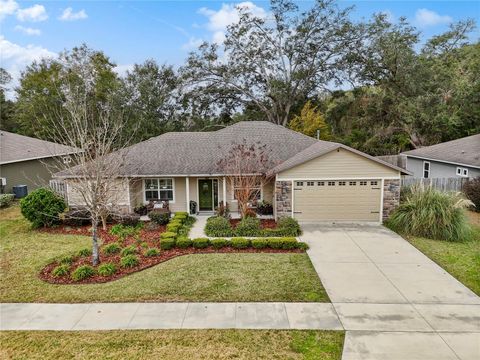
left=293, top=180, right=381, bottom=222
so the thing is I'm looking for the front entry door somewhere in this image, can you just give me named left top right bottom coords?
left=199, top=179, right=214, bottom=211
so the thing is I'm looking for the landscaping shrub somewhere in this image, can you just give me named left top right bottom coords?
left=120, top=254, right=139, bottom=268
left=387, top=186, right=473, bottom=241
left=160, top=231, right=177, bottom=240
left=114, top=213, right=141, bottom=226
left=278, top=237, right=298, bottom=250
left=166, top=223, right=180, bottom=233
left=214, top=202, right=230, bottom=218
left=20, top=188, right=66, bottom=228
left=192, top=238, right=210, bottom=249
left=205, top=216, right=232, bottom=237
left=173, top=213, right=187, bottom=223
left=463, top=177, right=480, bottom=212
left=244, top=208, right=257, bottom=218
left=256, top=201, right=273, bottom=215
left=277, top=216, right=301, bottom=236
left=120, top=245, right=137, bottom=256
left=211, top=238, right=228, bottom=249
left=160, top=238, right=176, bottom=250
left=71, top=265, right=95, bottom=281
left=59, top=255, right=74, bottom=265
left=98, top=263, right=117, bottom=276
left=52, top=264, right=70, bottom=277
left=267, top=238, right=284, bottom=249
left=110, top=224, right=140, bottom=241
left=77, top=248, right=92, bottom=257
left=251, top=238, right=267, bottom=249
left=133, top=204, right=148, bottom=216
left=144, top=247, right=160, bottom=257
left=231, top=237, right=250, bottom=249
left=176, top=237, right=193, bottom=248
left=0, top=194, right=14, bottom=208
left=148, top=211, right=170, bottom=225
left=235, top=217, right=261, bottom=236
left=103, top=243, right=121, bottom=255
left=297, top=242, right=309, bottom=250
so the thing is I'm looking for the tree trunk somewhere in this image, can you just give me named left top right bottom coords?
left=101, top=214, right=107, bottom=231
left=91, top=218, right=100, bottom=266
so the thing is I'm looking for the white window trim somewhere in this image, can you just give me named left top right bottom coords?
left=231, top=180, right=263, bottom=202
left=142, top=178, right=175, bottom=204
left=456, top=167, right=469, bottom=177
left=423, top=161, right=430, bottom=179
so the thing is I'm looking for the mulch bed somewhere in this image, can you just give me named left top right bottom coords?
left=39, top=246, right=304, bottom=285
left=229, top=218, right=277, bottom=230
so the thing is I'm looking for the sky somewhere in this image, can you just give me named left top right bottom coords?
left=1, top=0, right=479, bottom=97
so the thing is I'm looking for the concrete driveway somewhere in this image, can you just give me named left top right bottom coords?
left=300, top=223, right=480, bottom=360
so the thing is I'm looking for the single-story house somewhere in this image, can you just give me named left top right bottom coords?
left=401, top=134, right=480, bottom=179
left=0, top=131, right=78, bottom=195
left=57, top=121, right=409, bottom=222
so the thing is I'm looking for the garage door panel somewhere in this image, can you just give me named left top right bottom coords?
left=293, top=180, right=381, bottom=222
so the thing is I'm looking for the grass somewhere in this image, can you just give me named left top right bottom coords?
left=406, top=211, right=480, bottom=296
left=0, top=205, right=328, bottom=303
left=0, top=330, right=344, bottom=360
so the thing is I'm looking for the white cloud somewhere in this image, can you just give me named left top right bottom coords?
left=198, top=1, right=267, bottom=44
left=414, top=8, right=452, bottom=27
left=0, top=36, right=56, bottom=98
left=14, top=25, right=41, bottom=36
left=16, top=4, right=48, bottom=22
left=59, top=7, right=87, bottom=21
left=0, top=0, right=18, bottom=20
left=182, top=37, right=204, bottom=51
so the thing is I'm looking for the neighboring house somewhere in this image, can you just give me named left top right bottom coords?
left=401, top=134, right=480, bottom=179
left=56, top=122, right=409, bottom=223
left=0, top=131, right=78, bottom=195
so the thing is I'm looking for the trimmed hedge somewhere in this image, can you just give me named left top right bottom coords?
left=204, top=216, right=301, bottom=237
left=251, top=238, right=267, bottom=249
left=160, top=238, right=176, bottom=250
left=211, top=238, right=228, bottom=249
left=231, top=237, right=251, bottom=249
left=176, top=237, right=193, bottom=248
left=160, top=231, right=177, bottom=240
left=192, top=238, right=210, bottom=249
left=20, top=188, right=66, bottom=228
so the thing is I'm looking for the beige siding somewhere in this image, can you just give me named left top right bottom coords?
left=294, top=180, right=381, bottom=222
left=66, top=178, right=130, bottom=210
left=277, top=148, right=400, bottom=180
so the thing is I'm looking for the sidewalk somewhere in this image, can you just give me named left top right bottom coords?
left=1, top=302, right=341, bottom=331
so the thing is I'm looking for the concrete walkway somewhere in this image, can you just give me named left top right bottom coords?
left=1, top=302, right=342, bottom=331
left=300, top=223, right=480, bottom=360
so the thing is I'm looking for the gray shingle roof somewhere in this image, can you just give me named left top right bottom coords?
left=0, top=131, right=79, bottom=165
left=55, top=121, right=408, bottom=177
left=402, top=134, right=480, bottom=168
left=270, top=141, right=410, bottom=175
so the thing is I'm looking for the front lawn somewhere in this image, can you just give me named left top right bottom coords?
left=0, top=330, right=345, bottom=360
left=406, top=212, right=480, bottom=296
left=0, top=206, right=327, bottom=302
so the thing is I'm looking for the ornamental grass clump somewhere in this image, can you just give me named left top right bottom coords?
left=387, top=185, right=473, bottom=241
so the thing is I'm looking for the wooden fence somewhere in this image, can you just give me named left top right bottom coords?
left=400, top=177, right=469, bottom=192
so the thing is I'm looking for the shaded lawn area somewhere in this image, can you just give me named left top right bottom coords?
left=406, top=212, right=480, bottom=296
left=0, top=206, right=328, bottom=303
left=1, top=330, right=345, bottom=360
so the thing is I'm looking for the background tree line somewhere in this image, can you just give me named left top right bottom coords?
left=1, top=0, right=479, bottom=155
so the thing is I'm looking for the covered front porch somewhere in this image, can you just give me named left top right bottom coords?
left=128, top=176, right=275, bottom=216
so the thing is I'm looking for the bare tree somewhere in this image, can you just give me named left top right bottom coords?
left=38, top=52, right=138, bottom=266
left=217, top=140, right=276, bottom=217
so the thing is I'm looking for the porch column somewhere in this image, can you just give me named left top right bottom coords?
left=186, top=177, right=190, bottom=213
left=223, top=177, right=227, bottom=205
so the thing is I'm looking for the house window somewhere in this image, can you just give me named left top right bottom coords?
left=296, top=181, right=304, bottom=187
left=307, top=181, right=314, bottom=186
left=339, top=181, right=346, bottom=186
left=349, top=181, right=356, bottom=186
left=233, top=178, right=261, bottom=201
left=370, top=181, right=378, bottom=186
left=328, top=181, right=335, bottom=186
left=456, top=167, right=468, bottom=177
left=423, top=161, right=430, bottom=179
left=360, top=181, right=367, bottom=186
left=144, top=178, right=174, bottom=202
left=317, top=181, right=325, bottom=186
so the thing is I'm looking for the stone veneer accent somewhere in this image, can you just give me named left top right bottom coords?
left=383, top=179, right=400, bottom=221
left=275, top=181, right=292, bottom=218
